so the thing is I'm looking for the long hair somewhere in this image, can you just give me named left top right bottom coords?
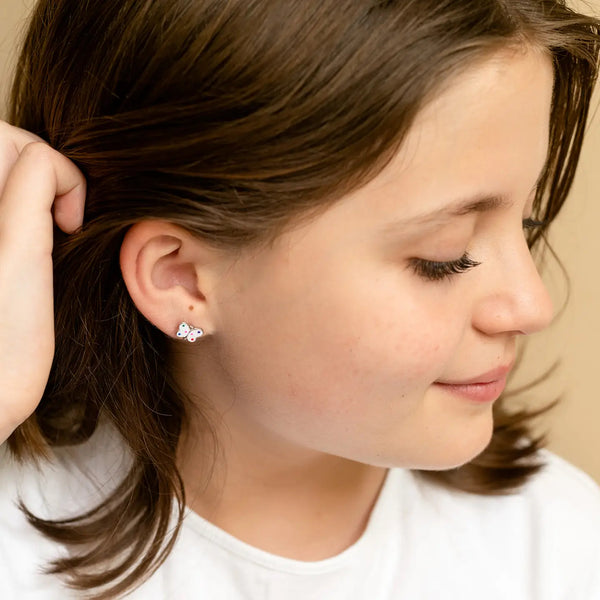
left=6, top=1, right=600, bottom=598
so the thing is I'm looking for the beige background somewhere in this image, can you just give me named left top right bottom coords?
left=1, top=1, right=600, bottom=482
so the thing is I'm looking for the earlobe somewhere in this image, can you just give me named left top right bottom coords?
left=119, top=220, right=217, bottom=339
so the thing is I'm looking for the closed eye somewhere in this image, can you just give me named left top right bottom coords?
left=409, top=218, right=546, bottom=283
left=409, top=253, right=481, bottom=282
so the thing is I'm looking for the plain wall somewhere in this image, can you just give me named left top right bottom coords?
left=1, top=0, right=600, bottom=482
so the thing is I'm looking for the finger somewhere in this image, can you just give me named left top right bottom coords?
left=0, top=122, right=45, bottom=196
left=52, top=177, right=88, bottom=234
left=0, top=122, right=85, bottom=233
left=0, top=142, right=87, bottom=253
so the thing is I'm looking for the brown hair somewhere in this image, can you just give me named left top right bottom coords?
left=6, top=0, right=600, bottom=598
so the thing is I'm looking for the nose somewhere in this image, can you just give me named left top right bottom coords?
left=472, top=238, right=554, bottom=337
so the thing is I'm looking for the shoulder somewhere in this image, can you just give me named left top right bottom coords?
left=448, top=448, right=600, bottom=538
left=521, top=449, right=600, bottom=557
left=0, top=444, right=74, bottom=598
left=512, top=449, right=600, bottom=596
left=0, top=429, right=130, bottom=599
left=525, top=448, right=600, bottom=515
left=406, top=448, right=600, bottom=522
left=400, top=449, right=600, bottom=598
left=0, top=424, right=130, bottom=517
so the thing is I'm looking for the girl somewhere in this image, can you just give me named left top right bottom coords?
left=1, top=1, right=600, bottom=598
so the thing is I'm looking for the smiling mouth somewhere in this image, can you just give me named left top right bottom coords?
left=435, top=362, right=514, bottom=386
left=433, top=362, right=514, bottom=404
left=433, top=377, right=508, bottom=404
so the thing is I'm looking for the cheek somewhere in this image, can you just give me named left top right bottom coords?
left=213, top=258, right=480, bottom=465
left=317, top=296, right=459, bottom=395
left=217, top=239, right=468, bottom=416
left=232, top=276, right=462, bottom=414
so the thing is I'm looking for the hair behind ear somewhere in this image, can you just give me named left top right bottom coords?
left=6, top=0, right=600, bottom=597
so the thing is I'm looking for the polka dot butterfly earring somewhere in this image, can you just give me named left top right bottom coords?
left=176, top=322, right=204, bottom=342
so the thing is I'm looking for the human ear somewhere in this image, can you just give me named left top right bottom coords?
left=119, top=219, right=227, bottom=340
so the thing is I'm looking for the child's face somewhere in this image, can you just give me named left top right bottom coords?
left=199, top=46, right=554, bottom=470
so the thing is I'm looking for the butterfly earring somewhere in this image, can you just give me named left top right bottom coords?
left=176, top=322, right=205, bottom=342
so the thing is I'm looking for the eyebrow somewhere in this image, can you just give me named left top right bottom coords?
left=382, top=165, right=547, bottom=234
left=381, top=194, right=513, bottom=234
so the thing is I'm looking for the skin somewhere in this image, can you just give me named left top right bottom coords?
left=0, top=126, right=86, bottom=443
left=120, top=45, right=555, bottom=559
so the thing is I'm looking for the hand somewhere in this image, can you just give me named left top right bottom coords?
left=0, top=121, right=86, bottom=444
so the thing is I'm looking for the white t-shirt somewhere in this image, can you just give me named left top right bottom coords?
left=1, top=426, right=600, bottom=600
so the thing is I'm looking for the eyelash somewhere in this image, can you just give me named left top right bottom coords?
left=522, top=217, right=546, bottom=230
left=410, top=218, right=546, bottom=282
left=410, top=253, right=481, bottom=282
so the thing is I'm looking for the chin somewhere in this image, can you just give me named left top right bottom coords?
left=413, top=414, right=495, bottom=471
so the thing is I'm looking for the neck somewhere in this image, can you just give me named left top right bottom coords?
left=169, top=343, right=388, bottom=560
left=177, top=416, right=388, bottom=560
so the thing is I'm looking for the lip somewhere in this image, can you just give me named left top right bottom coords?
left=433, top=377, right=508, bottom=403
left=436, top=363, right=514, bottom=386
left=433, top=362, right=514, bottom=404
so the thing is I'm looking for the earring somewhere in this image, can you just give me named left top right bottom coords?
left=176, top=322, right=204, bottom=342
